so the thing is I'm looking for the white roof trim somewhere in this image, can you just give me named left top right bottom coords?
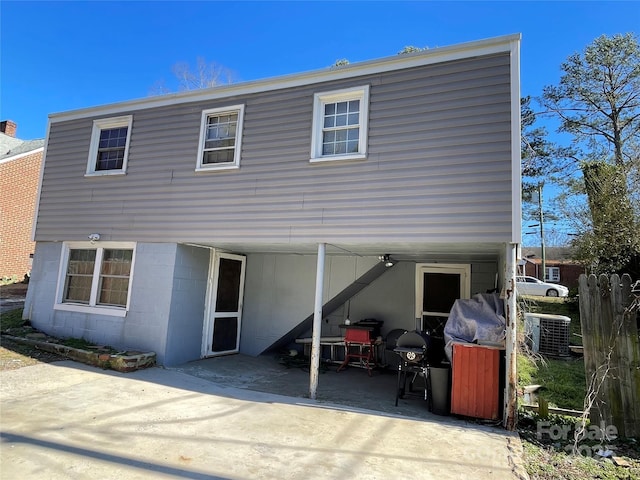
left=50, top=34, right=521, bottom=123
left=0, top=146, right=44, bottom=164
left=32, top=122, right=50, bottom=242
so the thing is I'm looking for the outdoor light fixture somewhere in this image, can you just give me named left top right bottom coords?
left=88, top=233, right=101, bottom=243
left=379, top=254, right=394, bottom=268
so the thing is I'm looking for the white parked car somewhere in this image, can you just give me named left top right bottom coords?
left=516, top=276, right=569, bottom=297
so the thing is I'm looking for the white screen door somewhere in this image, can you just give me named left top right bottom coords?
left=203, top=252, right=246, bottom=357
left=415, top=263, right=470, bottom=334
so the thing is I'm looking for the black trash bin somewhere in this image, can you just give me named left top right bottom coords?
left=429, top=363, right=451, bottom=415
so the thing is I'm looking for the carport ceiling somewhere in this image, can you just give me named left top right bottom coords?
left=184, top=241, right=506, bottom=262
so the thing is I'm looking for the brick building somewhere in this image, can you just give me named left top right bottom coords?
left=0, top=120, right=44, bottom=280
left=519, top=247, right=586, bottom=291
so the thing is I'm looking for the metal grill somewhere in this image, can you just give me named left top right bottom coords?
left=393, top=331, right=433, bottom=407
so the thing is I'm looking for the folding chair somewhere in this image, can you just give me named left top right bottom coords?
left=337, top=327, right=376, bottom=376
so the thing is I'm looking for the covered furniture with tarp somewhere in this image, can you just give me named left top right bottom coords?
left=444, top=292, right=506, bottom=420
left=443, top=293, right=506, bottom=362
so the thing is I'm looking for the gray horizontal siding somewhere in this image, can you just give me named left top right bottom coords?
left=36, top=53, right=514, bottom=245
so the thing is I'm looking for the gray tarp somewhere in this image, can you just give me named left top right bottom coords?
left=443, top=293, right=506, bottom=361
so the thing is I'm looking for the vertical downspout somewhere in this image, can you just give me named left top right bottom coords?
left=504, top=242, right=518, bottom=430
left=309, top=242, right=326, bottom=400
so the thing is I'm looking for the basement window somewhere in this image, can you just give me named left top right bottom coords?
left=55, top=242, right=136, bottom=317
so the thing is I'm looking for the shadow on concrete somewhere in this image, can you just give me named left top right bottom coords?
left=1, top=358, right=521, bottom=479
left=0, top=432, right=231, bottom=480
left=44, top=352, right=503, bottom=429
left=169, top=353, right=455, bottom=423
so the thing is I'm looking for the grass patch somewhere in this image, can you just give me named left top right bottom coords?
left=517, top=349, right=538, bottom=386
left=517, top=297, right=587, bottom=410
left=519, top=410, right=640, bottom=480
left=537, top=359, right=586, bottom=410
left=519, top=354, right=586, bottom=410
left=1, top=308, right=115, bottom=353
left=0, top=308, right=26, bottom=330
left=516, top=296, right=639, bottom=479
left=521, top=440, right=639, bottom=480
left=0, top=308, right=66, bottom=369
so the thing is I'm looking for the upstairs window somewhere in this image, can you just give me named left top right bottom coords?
left=311, top=86, right=369, bottom=163
left=196, top=105, right=245, bottom=171
left=86, top=116, right=133, bottom=175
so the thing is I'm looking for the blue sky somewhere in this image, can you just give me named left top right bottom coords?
left=2, top=1, right=638, bottom=141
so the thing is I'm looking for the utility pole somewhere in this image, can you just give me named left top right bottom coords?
left=538, top=183, right=546, bottom=281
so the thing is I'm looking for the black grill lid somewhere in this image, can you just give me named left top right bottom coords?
left=395, top=331, right=429, bottom=349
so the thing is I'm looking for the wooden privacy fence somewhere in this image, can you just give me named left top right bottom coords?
left=578, top=274, right=640, bottom=438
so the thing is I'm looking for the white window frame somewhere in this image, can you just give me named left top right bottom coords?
left=54, top=241, right=136, bottom=317
left=310, top=85, right=369, bottom=163
left=86, top=115, right=133, bottom=176
left=196, top=105, right=245, bottom=172
left=545, top=266, right=560, bottom=282
left=415, top=263, right=471, bottom=321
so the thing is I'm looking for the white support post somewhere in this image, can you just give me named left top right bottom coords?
left=503, top=242, right=518, bottom=430
left=309, top=243, right=326, bottom=400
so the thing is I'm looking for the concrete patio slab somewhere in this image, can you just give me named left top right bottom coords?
left=1, top=360, right=527, bottom=479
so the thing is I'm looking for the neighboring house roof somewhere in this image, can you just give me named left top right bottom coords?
left=523, top=257, right=582, bottom=266
left=521, top=246, right=575, bottom=260
left=0, top=133, right=45, bottom=163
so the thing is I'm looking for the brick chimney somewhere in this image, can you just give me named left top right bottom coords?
left=0, top=120, right=17, bottom=137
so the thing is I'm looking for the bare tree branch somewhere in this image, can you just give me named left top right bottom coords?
left=150, top=57, right=235, bottom=95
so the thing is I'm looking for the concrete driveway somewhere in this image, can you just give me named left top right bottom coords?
left=1, top=361, right=527, bottom=479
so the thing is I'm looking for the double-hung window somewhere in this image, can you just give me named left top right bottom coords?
left=545, top=266, right=560, bottom=282
left=56, top=242, right=135, bottom=317
left=311, top=85, right=369, bottom=162
left=196, top=105, right=245, bottom=171
left=86, top=116, right=133, bottom=175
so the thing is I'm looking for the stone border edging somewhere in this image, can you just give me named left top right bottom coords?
left=1, top=334, right=156, bottom=372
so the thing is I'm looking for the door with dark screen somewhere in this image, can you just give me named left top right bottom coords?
left=417, top=265, right=469, bottom=335
left=205, top=253, right=246, bottom=356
